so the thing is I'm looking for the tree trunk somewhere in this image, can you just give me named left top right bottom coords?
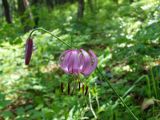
left=18, top=0, right=33, bottom=31
left=45, top=0, right=54, bottom=8
left=31, top=0, right=40, bottom=27
left=88, top=0, right=93, bottom=12
left=77, top=0, right=85, bottom=19
left=69, top=0, right=75, bottom=3
left=113, top=0, right=118, bottom=4
left=2, top=0, right=12, bottom=23
left=130, top=0, right=134, bottom=3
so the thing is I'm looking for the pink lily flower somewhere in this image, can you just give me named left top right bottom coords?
left=59, top=49, right=98, bottom=76
left=25, top=38, right=33, bottom=65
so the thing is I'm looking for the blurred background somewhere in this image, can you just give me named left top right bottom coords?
left=0, top=0, right=160, bottom=119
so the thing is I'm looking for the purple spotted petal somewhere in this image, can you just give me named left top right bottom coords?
left=78, top=53, right=85, bottom=71
left=59, top=50, right=81, bottom=74
left=68, top=50, right=80, bottom=74
left=25, top=38, right=33, bottom=65
left=81, top=50, right=98, bottom=76
left=80, top=49, right=91, bottom=71
left=59, top=49, right=98, bottom=76
left=59, top=50, right=72, bottom=73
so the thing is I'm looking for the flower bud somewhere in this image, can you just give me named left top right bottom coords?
left=25, top=38, right=33, bottom=65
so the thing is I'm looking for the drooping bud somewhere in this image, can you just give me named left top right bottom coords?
left=25, top=38, right=33, bottom=65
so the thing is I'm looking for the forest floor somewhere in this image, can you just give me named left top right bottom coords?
left=0, top=0, right=160, bottom=120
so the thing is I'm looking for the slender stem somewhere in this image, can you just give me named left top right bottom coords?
left=96, top=67, right=139, bottom=120
left=95, top=83, right=100, bottom=109
left=89, top=92, right=98, bottom=119
left=28, top=27, right=72, bottom=48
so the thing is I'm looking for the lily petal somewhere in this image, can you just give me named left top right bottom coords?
left=59, top=50, right=72, bottom=73
left=80, top=49, right=91, bottom=72
left=81, top=50, right=98, bottom=76
left=59, top=49, right=98, bottom=76
left=68, top=50, right=80, bottom=74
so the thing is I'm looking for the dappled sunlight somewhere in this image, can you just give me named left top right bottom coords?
left=0, top=0, right=160, bottom=119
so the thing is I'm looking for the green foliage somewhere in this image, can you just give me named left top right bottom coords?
left=0, top=0, right=160, bottom=119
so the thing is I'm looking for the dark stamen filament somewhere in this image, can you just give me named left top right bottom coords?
left=85, top=85, right=88, bottom=96
left=61, top=83, right=64, bottom=93
left=68, top=82, right=70, bottom=95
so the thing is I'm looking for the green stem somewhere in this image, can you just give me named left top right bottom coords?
left=96, top=67, right=139, bottom=120
left=28, top=27, right=72, bottom=48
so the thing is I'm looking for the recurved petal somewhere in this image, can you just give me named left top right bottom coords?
left=68, top=50, right=80, bottom=74
left=59, top=50, right=72, bottom=73
left=79, top=53, right=84, bottom=71
left=81, top=50, right=98, bottom=76
left=25, top=38, right=33, bottom=65
left=80, top=49, right=91, bottom=72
